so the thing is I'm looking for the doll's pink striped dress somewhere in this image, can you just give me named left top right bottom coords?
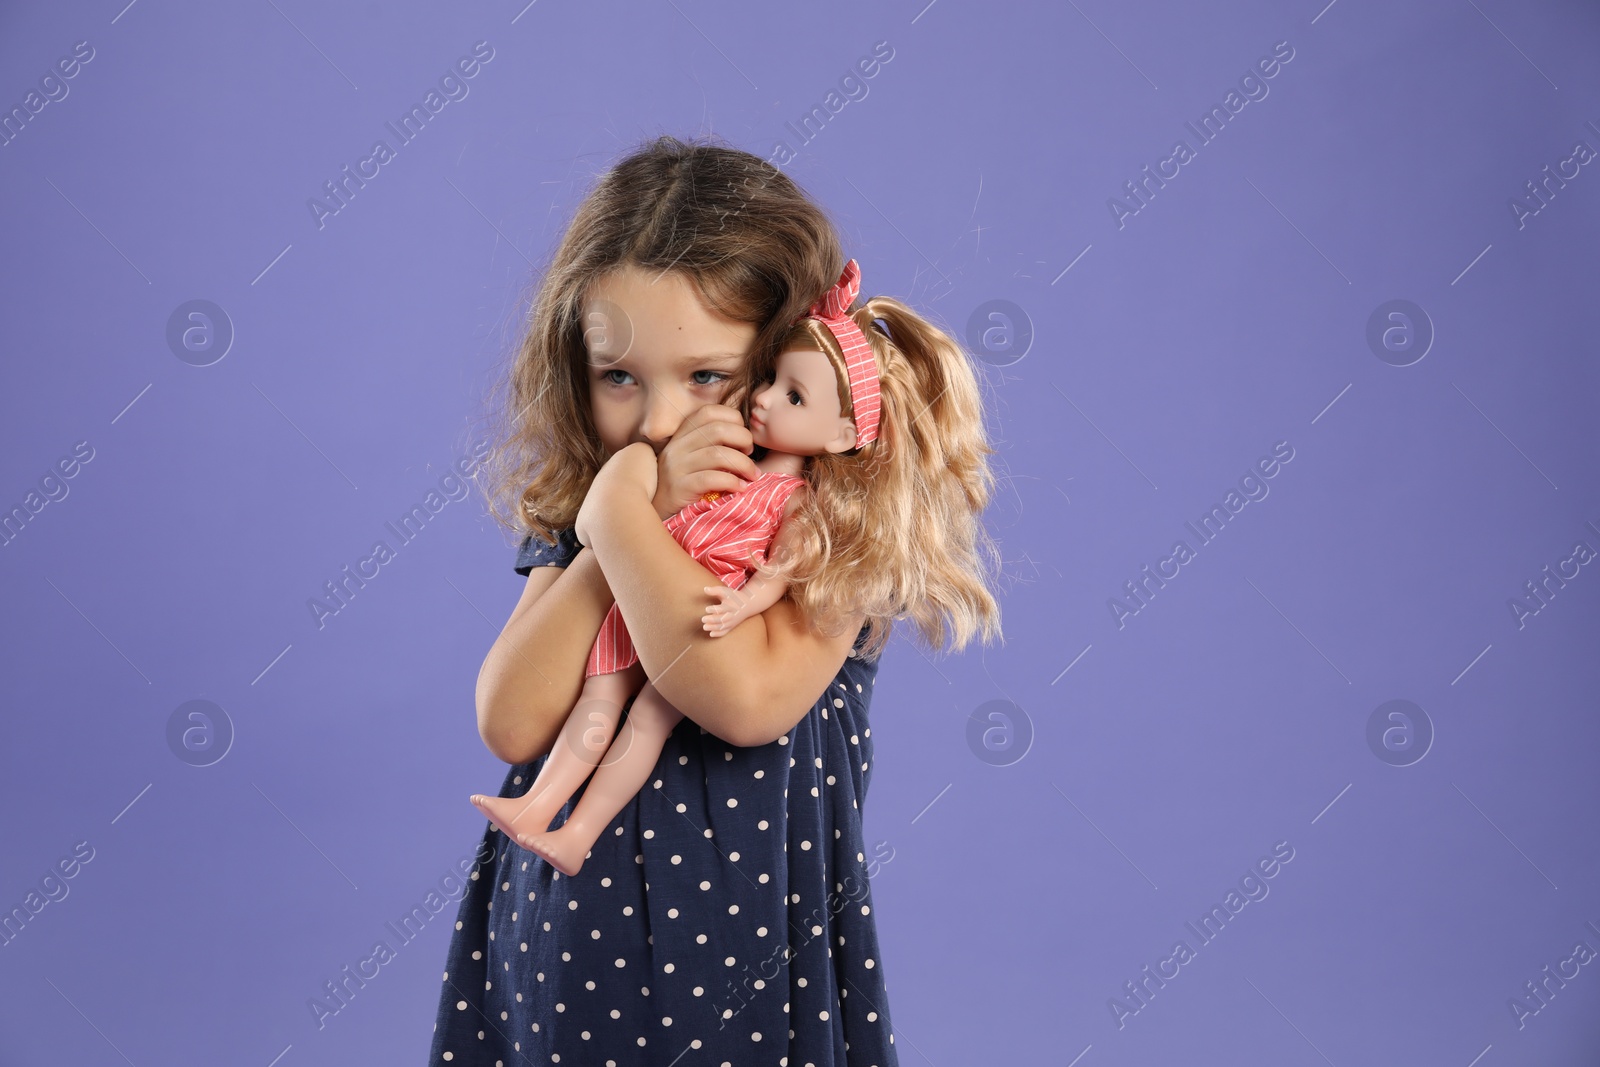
left=586, top=469, right=806, bottom=677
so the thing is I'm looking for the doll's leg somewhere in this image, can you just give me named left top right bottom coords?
left=518, top=682, right=684, bottom=877
left=470, top=663, right=644, bottom=844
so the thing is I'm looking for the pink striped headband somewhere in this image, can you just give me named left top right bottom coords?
left=804, top=259, right=881, bottom=448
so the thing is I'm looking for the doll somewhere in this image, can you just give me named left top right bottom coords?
left=470, top=259, right=883, bottom=877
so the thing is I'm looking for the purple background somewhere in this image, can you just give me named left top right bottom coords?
left=4, top=0, right=1600, bottom=1063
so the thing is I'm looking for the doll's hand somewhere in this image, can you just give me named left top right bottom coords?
left=653, top=405, right=761, bottom=519
left=701, top=584, right=754, bottom=637
left=576, top=442, right=659, bottom=546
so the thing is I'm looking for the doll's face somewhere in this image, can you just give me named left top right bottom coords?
left=750, top=347, right=858, bottom=456
left=583, top=263, right=755, bottom=457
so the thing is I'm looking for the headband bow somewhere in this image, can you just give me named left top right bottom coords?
left=805, top=259, right=881, bottom=448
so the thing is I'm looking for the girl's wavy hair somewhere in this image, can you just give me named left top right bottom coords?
left=479, top=135, right=845, bottom=544
left=737, top=297, right=1002, bottom=658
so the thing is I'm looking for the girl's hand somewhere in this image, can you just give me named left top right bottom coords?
left=576, top=442, right=659, bottom=546
left=652, top=404, right=761, bottom=519
left=701, top=584, right=754, bottom=637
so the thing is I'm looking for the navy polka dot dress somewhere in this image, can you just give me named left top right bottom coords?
left=427, top=531, right=899, bottom=1066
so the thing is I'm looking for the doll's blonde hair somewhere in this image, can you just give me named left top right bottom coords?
left=734, top=296, right=1002, bottom=658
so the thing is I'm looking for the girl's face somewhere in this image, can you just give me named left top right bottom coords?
left=750, top=346, right=858, bottom=456
left=583, top=264, right=757, bottom=457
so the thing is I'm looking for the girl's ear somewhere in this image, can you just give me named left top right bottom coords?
left=825, top=418, right=858, bottom=455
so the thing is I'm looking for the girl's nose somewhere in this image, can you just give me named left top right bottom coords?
left=639, top=392, right=681, bottom=447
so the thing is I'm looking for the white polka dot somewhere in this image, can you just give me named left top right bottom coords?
left=819, top=1010, right=829, bottom=1020
left=472, top=951, right=482, bottom=960
left=757, top=926, right=767, bottom=936
left=726, top=798, right=738, bottom=808
left=729, top=851, right=740, bottom=861
left=643, top=829, right=654, bottom=839
left=699, top=880, right=711, bottom=890
left=665, top=963, right=675, bottom=973
left=729, top=905, right=739, bottom=915
left=752, top=1032, right=762, bottom=1041
left=758, top=820, right=769, bottom=830
left=671, top=854, right=682, bottom=864
left=865, top=958, right=875, bottom=968
left=615, top=958, right=626, bottom=967
left=801, top=840, right=811, bottom=850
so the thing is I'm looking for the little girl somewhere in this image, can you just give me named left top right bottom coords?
left=470, top=259, right=947, bottom=879
left=429, top=136, right=999, bottom=1067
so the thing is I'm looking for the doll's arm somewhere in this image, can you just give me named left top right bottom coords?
left=702, top=572, right=789, bottom=637
left=701, top=498, right=803, bottom=637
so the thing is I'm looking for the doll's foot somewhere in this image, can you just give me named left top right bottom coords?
left=516, top=828, right=592, bottom=878
left=470, top=793, right=558, bottom=844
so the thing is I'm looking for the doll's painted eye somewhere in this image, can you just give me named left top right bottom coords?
left=787, top=389, right=803, bottom=406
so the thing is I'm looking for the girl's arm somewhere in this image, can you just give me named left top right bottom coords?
left=579, top=444, right=862, bottom=748
left=474, top=548, right=615, bottom=765
left=477, top=416, right=761, bottom=765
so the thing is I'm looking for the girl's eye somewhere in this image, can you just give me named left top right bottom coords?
left=602, top=369, right=635, bottom=386
left=787, top=389, right=804, bottom=406
left=690, top=370, right=729, bottom=386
